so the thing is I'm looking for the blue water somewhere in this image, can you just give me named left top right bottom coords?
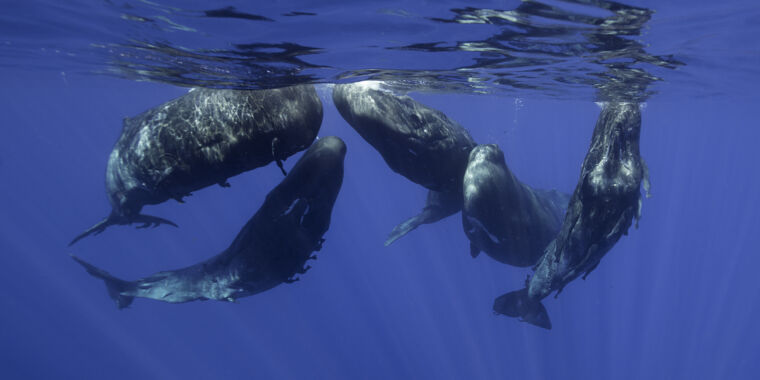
left=1, top=1, right=759, bottom=379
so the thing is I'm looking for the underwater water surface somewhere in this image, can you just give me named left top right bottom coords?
left=1, top=0, right=759, bottom=379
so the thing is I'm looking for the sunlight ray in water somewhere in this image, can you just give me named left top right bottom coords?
left=0, top=0, right=759, bottom=379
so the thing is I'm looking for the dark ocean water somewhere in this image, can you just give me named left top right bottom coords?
left=1, top=1, right=759, bottom=379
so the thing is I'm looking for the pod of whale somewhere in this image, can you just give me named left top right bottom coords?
left=70, top=85, right=323, bottom=246
left=332, top=82, right=476, bottom=245
left=493, top=103, right=650, bottom=329
left=72, top=136, right=346, bottom=308
left=69, top=81, right=650, bottom=329
left=463, top=144, right=569, bottom=267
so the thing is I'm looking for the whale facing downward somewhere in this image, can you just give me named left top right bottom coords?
left=493, top=103, right=650, bottom=329
left=332, top=82, right=476, bottom=245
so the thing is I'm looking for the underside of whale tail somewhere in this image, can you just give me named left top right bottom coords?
left=493, top=288, right=552, bottom=330
left=68, top=212, right=178, bottom=246
left=71, top=256, right=135, bottom=309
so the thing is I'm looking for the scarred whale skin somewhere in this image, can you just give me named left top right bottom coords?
left=332, top=82, right=476, bottom=245
left=462, top=144, right=568, bottom=267
left=70, top=85, right=323, bottom=245
left=493, top=103, right=650, bottom=329
left=72, top=136, right=346, bottom=308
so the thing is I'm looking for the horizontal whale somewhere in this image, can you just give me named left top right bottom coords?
left=463, top=144, right=568, bottom=267
left=72, top=136, right=346, bottom=308
left=70, top=85, right=323, bottom=246
left=332, top=82, right=476, bottom=245
left=493, top=103, right=650, bottom=329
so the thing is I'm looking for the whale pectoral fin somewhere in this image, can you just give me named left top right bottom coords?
left=385, top=190, right=461, bottom=246
left=71, top=255, right=135, bottom=309
left=384, top=212, right=427, bottom=246
left=470, top=242, right=481, bottom=258
left=493, top=288, right=552, bottom=330
left=641, top=157, right=651, bottom=198
left=272, top=137, right=288, bottom=176
left=275, top=159, right=288, bottom=176
left=218, top=180, right=231, bottom=188
left=385, top=206, right=458, bottom=247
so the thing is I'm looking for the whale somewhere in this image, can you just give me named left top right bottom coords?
left=72, top=136, right=346, bottom=308
left=493, top=103, right=650, bottom=329
left=332, top=82, right=476, bottom=245
left=462, top=144, right=568, bottom=267
left=70, top=85, right=323, bottom=245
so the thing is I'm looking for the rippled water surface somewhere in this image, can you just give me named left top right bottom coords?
left=3, top=0, right=757, bottom=100
left=1, top=1, right=759, bottom=379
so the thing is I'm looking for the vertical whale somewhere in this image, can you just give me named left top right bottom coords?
left=463, top=144, right=568, bottom=267
left=332, top=82, right=476, bottom=245
left=493, top=103, right=650, bottom=329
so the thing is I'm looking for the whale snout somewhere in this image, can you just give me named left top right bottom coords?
left=468, top=144, right=506, bottom=168
left=312, top=136, right=347, bottom=159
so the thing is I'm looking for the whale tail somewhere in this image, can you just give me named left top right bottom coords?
left=71, top=255, right=135, bottom=309
left=493, top=288, right=552, bottom=330
left=69, top=212, right=178, bottom=246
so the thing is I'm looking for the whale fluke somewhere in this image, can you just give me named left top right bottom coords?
left=69, top=213, right=178, bottom=246
left=71, top=255, right=135, bottom=309
left=493, top=288, right=552, bottom=330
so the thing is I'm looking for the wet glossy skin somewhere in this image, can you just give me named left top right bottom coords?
left=73, top=136, right=346, bottom=308
left=332, top=82, right=477, bottom=245
left=493, top=103, right=649, bottom=329
left=462, top=144, right=567, bottom=267
left=70, top=85, right=323, bottom=245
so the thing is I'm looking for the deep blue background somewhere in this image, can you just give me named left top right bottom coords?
left=1, top=60, right=759, bottom=378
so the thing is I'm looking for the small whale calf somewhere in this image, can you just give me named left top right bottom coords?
left=332, top=82, right=476, bottom=245
left=70, top=85, right=323, bottom=246
left=462, top=144, right=568, bottom=267
left=72, top=136, right=346, bottom=308
left=493, top=103, right=650, bottom=329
